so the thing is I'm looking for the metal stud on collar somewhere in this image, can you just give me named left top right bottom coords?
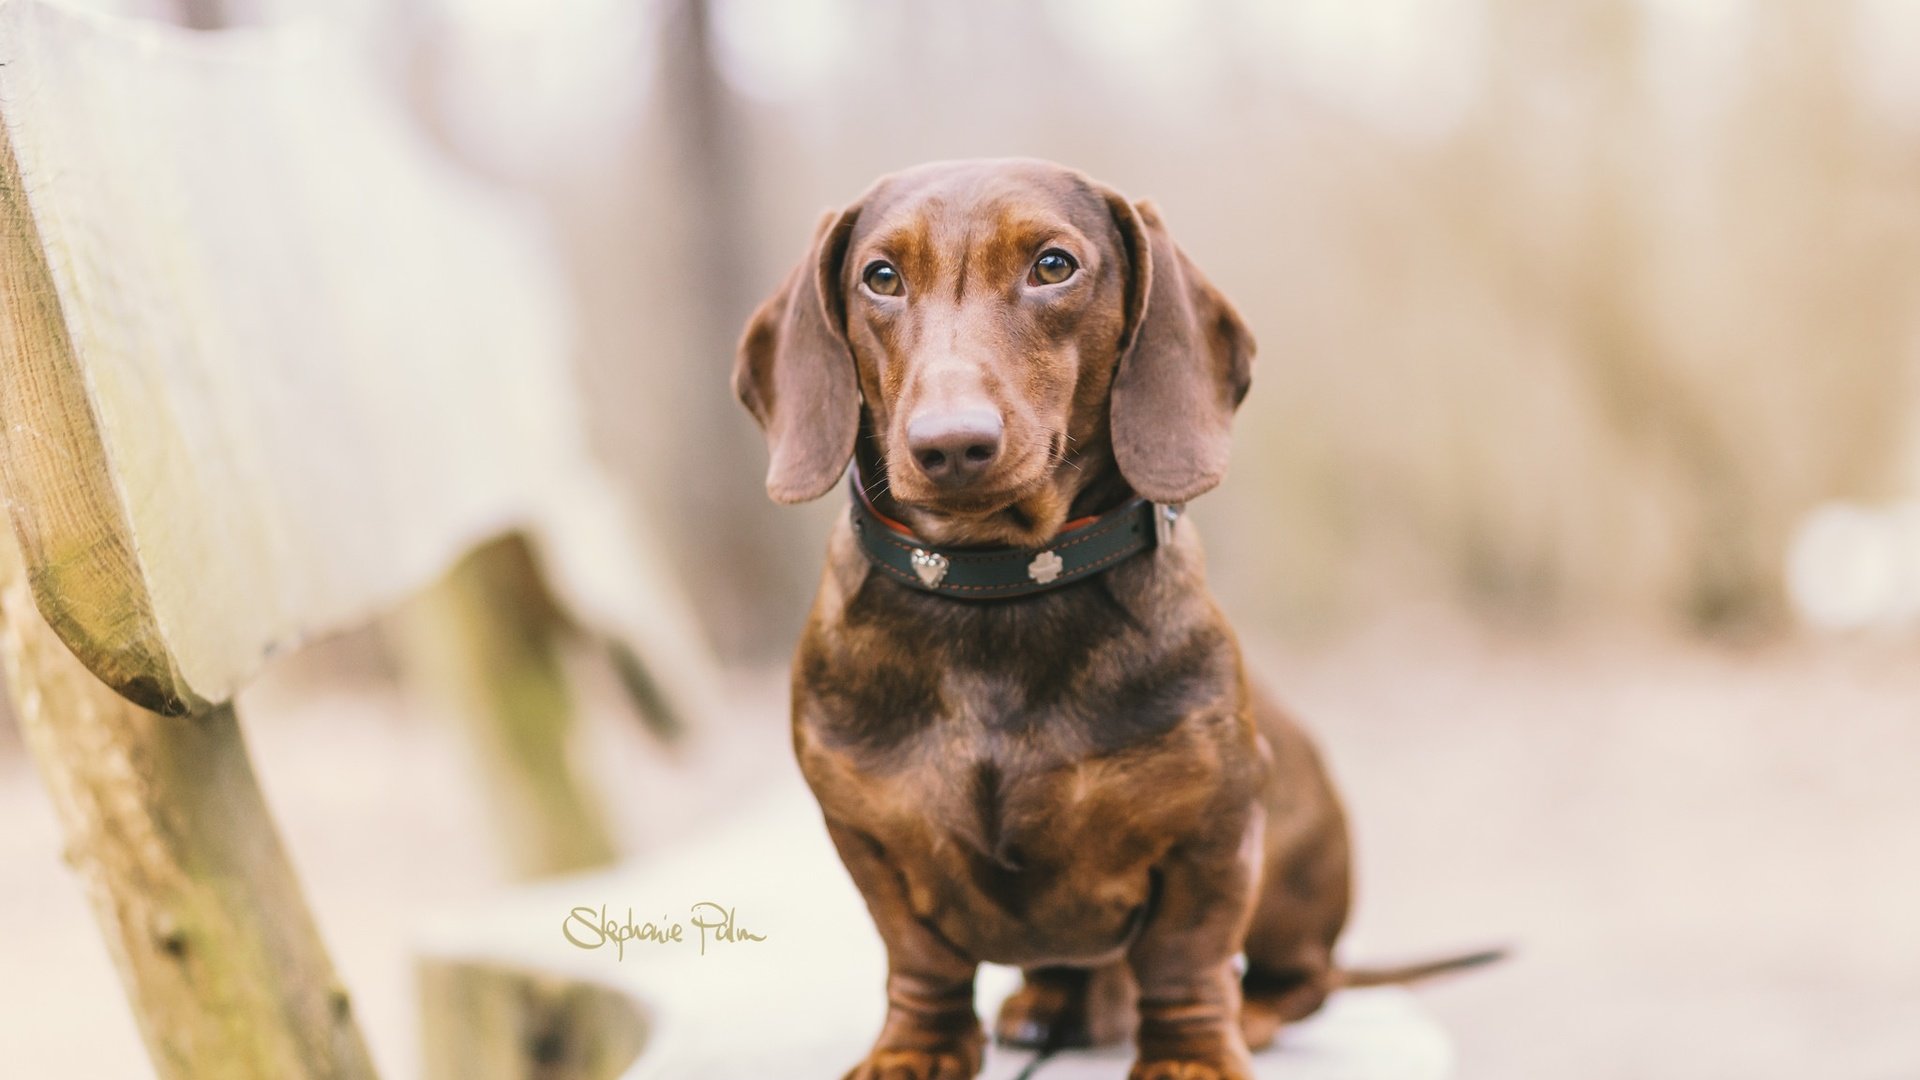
left=910, top=548, right=949, bottom=587
left=1155, top=503, right=1183, bottom=546
left=1027, top=549, right=1064, bottom=585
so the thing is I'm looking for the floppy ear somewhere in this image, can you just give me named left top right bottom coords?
left=1101, top=195, right=1255, bottom=504
left=732, top=207, right=862, bottom=503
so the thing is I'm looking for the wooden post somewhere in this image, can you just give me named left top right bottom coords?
left=392, top=534, right=618, bottom=879
left=418, top=958, right=649, bottom=1080
left=0, top=536, right=380, bottom=1080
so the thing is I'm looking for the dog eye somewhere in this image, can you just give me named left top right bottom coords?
left=1028, top=250, right=1078, bottom=286
left=863, top=261, right=903, bottom=297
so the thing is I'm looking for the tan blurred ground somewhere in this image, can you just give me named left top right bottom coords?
left=4, top=614, right=1915, bottom=1080
left=1253, top=614, right=1920, bottom=1080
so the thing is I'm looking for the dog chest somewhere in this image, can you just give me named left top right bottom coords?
left=797, top=685, right=1252, bottom=966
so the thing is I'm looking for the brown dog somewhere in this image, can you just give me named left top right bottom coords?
left=735, top=159, right=1491, bottom=1080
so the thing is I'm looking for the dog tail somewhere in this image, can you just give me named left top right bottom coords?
left=1333, top=947, right=1508, bottom=989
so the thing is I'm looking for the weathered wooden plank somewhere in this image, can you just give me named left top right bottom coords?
left=0, top=91, right=197, bottom=716
left=0, top=529, right=379, bottom=1080
left=0, top=0, right=719, bottom=726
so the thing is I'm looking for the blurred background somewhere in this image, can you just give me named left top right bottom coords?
left=4, top=1, right=1919, bottom=1078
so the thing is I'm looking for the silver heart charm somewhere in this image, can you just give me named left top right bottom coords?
left=1027, top=549, right=1064, bottom=585
left=910, top=548, right=949, bottom=587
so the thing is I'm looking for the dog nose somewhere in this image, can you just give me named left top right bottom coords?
left=906, top=408, right=1004, bottom=485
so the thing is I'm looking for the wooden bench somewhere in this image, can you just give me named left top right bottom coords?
left=0, top=2, right=715, bottom=1076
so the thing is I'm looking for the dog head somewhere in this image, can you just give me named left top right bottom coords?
left=734, top=158, right=1253, bottom=546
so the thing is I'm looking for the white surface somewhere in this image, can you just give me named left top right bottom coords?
left=419, top=773, right=1454, bottom=1079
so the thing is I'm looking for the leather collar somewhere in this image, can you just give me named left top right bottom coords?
left=848, top=468, right=1179, bottom=600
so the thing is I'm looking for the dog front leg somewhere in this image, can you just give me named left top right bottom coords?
left=824, top=819, right=984, bottom=1080
left=1125, top=821, right=1263, bottom=1080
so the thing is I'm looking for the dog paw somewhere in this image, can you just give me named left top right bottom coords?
left=1127, top=1060, right=1254, bottom=1080
left=1238, top=998, right=1283, bottom=1052
left=994, top=978, right=1130, bottom=1049
left=841, top=1048, right=979, bottom=1080
left=1239, top=971, right=1330, bottom=1050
